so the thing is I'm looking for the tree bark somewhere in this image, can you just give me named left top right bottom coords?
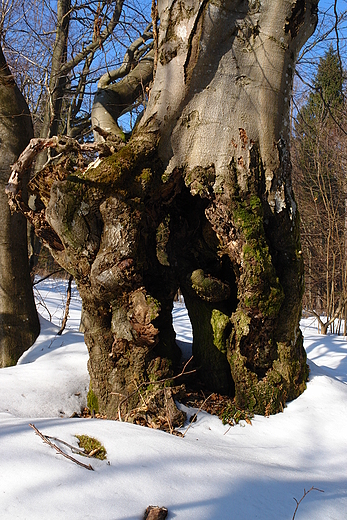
left=91, top=49, right=154, bottom=141
left=0, top=46, right=40, bottom=367
left=135, top=0, right=318, bottom=413
left=14, top=0, right=319, bottom=418
left=35, top=0, right=125, bottom=169
left=35, top=0, right=71, bottom=173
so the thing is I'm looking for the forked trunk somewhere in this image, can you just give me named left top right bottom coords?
left=26, top=0, right=318, bottom=419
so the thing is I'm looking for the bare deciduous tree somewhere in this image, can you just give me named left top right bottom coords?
left=293, top=45, right=347, bottom=334
left=0, top=45, right=39, bottom=366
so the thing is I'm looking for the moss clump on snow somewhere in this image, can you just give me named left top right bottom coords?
left=75, top=435, right=107, bottom=460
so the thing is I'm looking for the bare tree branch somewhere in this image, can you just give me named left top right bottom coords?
left=98, top=23, right=152, bottom=88
left=59, top=0, right=125, bottom=77
left=292, top=487, right=324, bottom=520
left=151, top=0, right=158, bottom=75
left=57, top=274, right=73, bottom=335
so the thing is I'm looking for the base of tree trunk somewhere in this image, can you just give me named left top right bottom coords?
left=40, top=140, right=308, bottom=421
left=6, top=0, right=318, bottom=422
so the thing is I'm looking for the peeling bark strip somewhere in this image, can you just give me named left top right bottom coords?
left=6, top=137, right=58, bottom=195
left=184, top=0, right=209, bottom=84
left=6, top=135, right=124, bottom=199
left=285, top=1, right=307, bottom=39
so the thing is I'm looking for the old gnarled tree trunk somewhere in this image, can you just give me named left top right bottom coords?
left=15, top=0, right=318, bottom=421
left=0, top=47, right=40, bottom=367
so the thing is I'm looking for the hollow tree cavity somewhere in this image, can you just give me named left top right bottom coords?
left=7, top=0, right=319, bottom=422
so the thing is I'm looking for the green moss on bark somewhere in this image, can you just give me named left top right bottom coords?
left=146, top=356, right=173, bottom=392
left=184, top=164, right=215, bottom=198
left=230, top=309, right=250, bottom=342
left=69, top=140, right=158, bottom=200
left=87, top=385, right=99, bottom=414
left=191, top=269, right=230, bottom=302
left=273, top=340, right=308, bottom=398
left=229, top=348, right=287, bottom=415
left=217, top=185, right=308, bottom=415
left=227, top=330, right=308, bottom=415
left=211, top=309, right=230, bottom=354
left=233, top=195, right=284, bottom=318
left=183, top=291, right=234, bottom=395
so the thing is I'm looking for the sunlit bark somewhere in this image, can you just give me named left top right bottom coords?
left=0, top=46, right=39, bottom=366
left=8, top=0, right=319, bottom=420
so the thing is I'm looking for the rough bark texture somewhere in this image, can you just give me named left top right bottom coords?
left=136, top=0, right=318, bottom=414
left=18, top=0, right=318, bottom=418
left=0, top=47, right=40, bottom=367
left=34, top=0, right=71, bottom=173
left=91, top=44, right=154, bottom=142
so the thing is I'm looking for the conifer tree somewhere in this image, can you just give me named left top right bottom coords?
left=293, top=46, right=347, bottom=332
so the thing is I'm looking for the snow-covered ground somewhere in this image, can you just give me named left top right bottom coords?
left=1, top=279, right=347, bottom=519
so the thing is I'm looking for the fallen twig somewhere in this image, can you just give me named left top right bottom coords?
left=45, top=435, right=87, bottom=456
left=181, top=393, right=215, bottom=437
left=57, top=274, right=73, bottom=335
left=29, top=424, right=94, bottom=471
left=33, top=269, right=65, bottom=286
left=164, top=387, right=174, bottom=435
left=115, top=356, right=196, bottom=422
left=223, top=424, right=233, bottom=435
left=292, top=486, right=324, bottom=519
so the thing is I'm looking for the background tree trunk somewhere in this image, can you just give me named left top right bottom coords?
left=24, top=0, right=319, bottom=418
left=0, top=46, right=40, bottom=367
left=34, top=0, right=71, bottom=172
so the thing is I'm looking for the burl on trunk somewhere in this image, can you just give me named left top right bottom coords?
left=8, top=0, right=318, bottom=424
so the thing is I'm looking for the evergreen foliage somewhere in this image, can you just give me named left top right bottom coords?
left=293, top=46, right=347, bottom=329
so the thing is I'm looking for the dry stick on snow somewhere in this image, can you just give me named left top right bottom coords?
left=223, top=423, right=233, bottom=436
left=46, top=434, right=101, bottom=458
left=29, top=423, right=94, bottom=471
left=57, top=274, right=73, bottom=336
left=45, top=436, right=88, bottom=456
left=292, top=486, right=324, bottom=520
left=181, top=393, right=215, bottom=438
left=115, top=356, right=196, bottom=422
